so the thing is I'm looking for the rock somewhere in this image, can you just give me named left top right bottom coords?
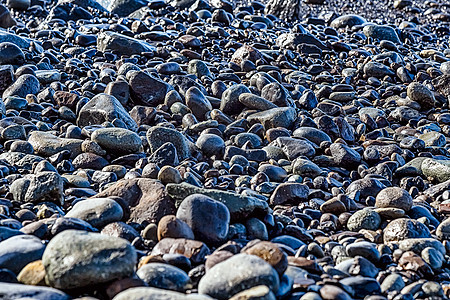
left=320, top=285, right=351, bottom=300
left=0, top=5, right=16, bottom=29
left=274, top=137, right=315, bottom=160
left=0, top=42, right=24, bottom=64
left=0, top=282, right=69, bottom=300
left=407, top=82, right=436, bottom=109
left=10, top=171, right=64, bottom=204
left=247, top=107, right=297, bottom=130
left=380, top=273, right=405, bottom=293
left=113, top=287, right=212, bottom=300
left=43, top=230, right=137, bottom=290
left=97, top=31, right=155, bottom=56
left=151, top=238, right=210, bottom=264
left=176, top=194, right=230, bottom=244
left=269, top=183, right=309, bottom=205
left=158, top=215, right=195, bottom=240
left=220, top=84, right=251, bottom=115
left=363, top=25, right=401, bottom=43
left=229, top=285, right=276, bottom=300
left=339, top=277, right=381, bottom=298
left=347, top=208, right=381, bottom=231
left=129, top=71, right=173, bottom=107
left=231, top=45, right=263, bottom=65
left=239, top=93, right=278, bottom=111
left=436, top=217, right=450, bottom=239
left=196, top=134, right=225, bottom=157
left=335, top=256, right=378, bottom=278
left=198, top=254, right=279, bottom=300
left=421, top=158, right=450, bottom=183
left=65, top=198, right=123, bottom=228
left=91, top=128, right=142, bottom=154
left=3, top=74, right=39, bottom=99
left=243, top=241, right=288, bottom=276
left=276, top=33, right=327, bottom=50
left=293, top=127, right=331, bottom=145
left=77, top=93, right=138, bottom=131
left=375, top=187, right=413, bottom=211
left=28, top=132, right=82, bottom=159
left=0, top=235, right=45, bottom=274
left=293, top=158, right=322, bottom=177
left=330, top=14, right=367, bottom=28
left=329, top=143, right=361, bottom=167
left=383, top=218, right=431, bottom=242
left=95, top=178, right=176, bottom=224
left=17, top=260, right=46, bottom=286
left=185, top=87, right=212, bottom=121
left=137, top=263, right=190, bottom=292
left=147, top=126, right=191, bottom=161
left=166, top=183, right=268, bottom=222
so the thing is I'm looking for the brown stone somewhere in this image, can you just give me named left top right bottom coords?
left=243, top=241, right=288, bottom=275
left=130, top=106, right=156, bottom=126
left=54, top=91, right=79, bottom=111
left=151, top=238, right=210, bottom=264
left=95, top=178, right=176, bottom=224
left=157, top=215, right=194, bottom=241
left=17, top=260, right=46, bottom=286
left=205, top=250, right=234, bottom=271
left=398, top=251, right=433, bottom=275
left=287, top=257, right=321, bottom=274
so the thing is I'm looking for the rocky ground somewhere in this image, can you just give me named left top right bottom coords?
left=0, top=0, right=449, bottom=299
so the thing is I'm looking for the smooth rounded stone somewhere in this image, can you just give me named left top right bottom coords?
left=363, top=62, right=394, bottom=78
left=65, top=198, right=123, bottom=228
left=319, top=285, right=351, bottom=300
left=436, top=217, right=450, bottom=239
left=274, top=137, right=315, bottom=160
left=421, top=158, right=450, bottom=183
left=329, top=143, right=361, bottom=167
left=339, top=277, right=381, bottom=297
left=398, top=238, right=445, bottom=255
left=176, top=194, right=230, bottom=244
left=231, top=45, right=263, bottom=65
left=320, top=198, right=346, bottom=214
left=0, top=42, right=24, bottom=65
left=422, top=281, right=443, bottom=297
left=101, top=221, right=140, bottom=242
left=229, top=285, right=276, bottom=300
left=243, top=241, right=287, bottom=276
left=136, top=263, right=189, bottom=292
left=3, top=74, right=39, bottom=99
left=329, top=91, right=355, bottom=102
left=383, top=218, right=431, bottom=242
left=10, top=171, right=64, bottom=204
left=407, top=82, right=436, bottom=108
left=151, top=238, right=210, bottom=265
left=247, top=107, right=297, bottom=130
left=258, top=164, right=287, bottom=182
left=77, top=93, right=137, bottom=131
left=17, top=260, right=45, bottom=286
left=186, top=87, right=212, bottom=121
left=293, top=127, right=331, bottom=145
left=363, top=25, right=401, bottom=43
left=0, top=235, right=45, bottom=274
left=418, top=131, right=445, bottom=147
left=293, top=158, right=322, bottom=177
left=300, top=292, right=322, bottom=300
left=0, top=226, right=23, bottom=242
left=246, top=218, right=269, bottom=241
left=129, top=71, right=173, bottom=107
left=157, top=215, right=194, bottom=240
left=0, top=282, right=69, bottom=300
left=187, top=59, right=212, bottom=79
left=346, top=178, right=386, bottom=199
left=91, top=127, right=142, bottom=154
left=269, top=182, right=309, bottom=206
left=261, top=82, right=293, bottom=107
left=43, top=230, right=137, bottom=290
left=335, top=256, right=378, bottom=278
left=72, top=153, right=109, bottom=170
left=196, top=134, right=225, bottom=157
left=198, top=254, right=279, bottom=300
left=375, top=187, right=413, bottom=211
left=113, top=287, right=212, bottom=300
left=347, top=208, right=381, bottom=231
left=239, top=93, right=277, bottom=111
left=158, top=166, right=182, bottom=184
left=147, top=126, right=191, bottom=161
left=374, top=208, right=405, bottom=219
left=220, top=84, right=251, bottom=115
left=380, top=273, right=405, bottom=293
left=97, top=31, right=155, bottom=55
left=421, top=247, right=443, bottom=270
left=330, top=14, right=367, bottom=28
left=35, top=70, right=61, bottom=84
left=346, top=241, right=380, bottom=261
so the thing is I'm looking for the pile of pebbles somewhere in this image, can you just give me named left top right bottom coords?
left=0, top=0, right=449, bottom=299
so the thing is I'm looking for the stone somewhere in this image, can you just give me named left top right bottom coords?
left=347, top=208, right=381, bottom=231
left=329, top=143, right=361, bottom=167
left=95, top=178, right=176, bottom=224
left=91, top=128, right=142, bottom=154
left=269, top=183, right=309, bottom=205
left=198, top=254, right=279, bottom=300
left=147, top=126, right=191, bottom=161
left=196, top=134, right=225, bottom=157
left=383, top=218, right=431, bottom=242
left=220, top=84, right=251, bottom=115
left=3, top=74, right=39, bottom=99
left=77, top=93, right=138, bottom=131
left=151, top=238, right=210, bottom=264
left=375, top=187, right=413, bottom=211
left=129, top=71, right=173, bottom=107
left=113, top=287, right=212, bottom=300
left=137, top=263, right=190, bottom=292
left=43, top=230, right=137, bottom=290
left=330, top=14, right=367, bottom=28
left=65, top=198, right=123, bottom=228
left=176, top=194, right=230, bottom=244
left=0, top=42, right=24, bottom=64
left=10, top=171, right=64, bottom=204
left=158, top=215, right=195, bottom=240
left=0, top=235, right=45, bottom=274
left=0, top=282, right=69, bottom=300
left=247, top=107, right=297, bottom=130
left=17, top=260, right=46, bottom=286
left=407, top=82, right=436, bottom=109
left=363, top=25, right=401, bottom=43
left=97, top=31, right=155, bottom=56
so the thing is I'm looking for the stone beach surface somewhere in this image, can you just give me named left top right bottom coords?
left=0, top=0, right=449, bottom=299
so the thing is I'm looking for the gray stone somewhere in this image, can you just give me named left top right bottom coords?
left=198, top=254, right=279, bottom=300
left=0, top=282, right=70, bottom=300
left=97, top=31, right=155, bottom=56
left=363, top=25, right=401, bottom=43
left=10, top=171, right=64, bottom=205
left=136, top=263, right=190, bottom=292
left=375, top=187, right=413, bottom=211
left=3, top=74, right=39, bottom=99
left=383, top=218, right=431, bottom=242
left=247, top=107, right=297, bottom=130
left=147, top=126, right=191, bottom=161
left=0, top=235, right=45, bottom=274
left=91, top=127, right=142, bottom=154
left=65, top=198, right=123, bottom=228
left=347, top=208, right=381, bottom=231
left=43, top=230, right=137, bottom=289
